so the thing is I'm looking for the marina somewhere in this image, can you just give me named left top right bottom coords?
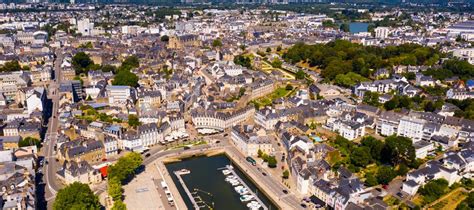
left=166, top=155, right=277, bottom=210
left=220, top=165, right=268, bottom=210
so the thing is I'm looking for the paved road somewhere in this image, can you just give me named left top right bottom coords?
left=224, top=144, right=302, bottom=209
left=43, top=49, right=64, bottom=206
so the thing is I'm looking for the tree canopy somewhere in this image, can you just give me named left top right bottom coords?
left=107, top=152, right=143, bottom=183
left=112, top=56, right=140, bottom=87
left=18, top=137, right=41, bottom=149
left=283, top=41, right=440, bottom=81
left=418, top=179, right=449, bottom=203
left=0, top=60, right=22, bottom=72
left=212, top=38, right=223, bottom=48
left=72, top=52, right=94, bottom=75
left=332, top=135, right=416, bottom=186
left=111, top=200, right=127, bottom=210
left=53, top=182, right=101, bottom=210
left=160, top=35, right=169, bottom=42
left=234, top=55, right=251, bottom=69
left=383, top=135, right=416, bottom=166
left=128, top=114, right=141, bottom=127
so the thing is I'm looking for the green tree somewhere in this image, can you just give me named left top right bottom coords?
left=351, top=147, right=371, bottom=167
left=128, top=114, right=141, bottom=127
left=107, top=152, right=143, bottom=183
left=397, top=164, right=409, bottom=176
left=285, top=84, right=293, bottom=90
left=257, top=149, right=263, bottom=158
left=418, top=179, right=449, bottom=203
left=160, top=35, right=169, bottom=42
left=295, top=70, right=306, bottom=80
left=282, top=170, right=289, bottom=179
left=384, top=135, right=416, bottom=166
left=362, top=92, right=380, bottom=107
left=267, top=156, right=277, bottom=168
left=18, top=137, right=41, bottom=149
left=79, top=42, right=93, bottom=49
left=322, top=20, right=336, bottom=28
left=340, top=22, right=350, bottom=32
left=376, top=166, right=396, bottom=185
left=360, top=136, right=384, bottom=162
left=384, top=98, right=399, bottom=111
left=271, top=58, right=282, bottom=68
left=212, top=38, right=223, bottom=48
left=234, top=55, right=251, bottom=68
left=333, top=135, right=355, bottom=156
left=53, top=182, right=101, bottom=210
left=266, top=47, right=272, bottom=53
left=121, top=56, right=139, bottom=70
left=0, top=60, right=21, bottom=72
left=276, top=46, right=282, bottom=52
left=101, top=64, right=117, bottom=73
left=72, top=52, right=94, bottom=75
left=108, top=178, right=123, bottom=201
left=112, top=70, right=139, bottom=87
left=111, top=200, right=127, bottom=210
left=365, top=173, right=378, bottom=186
left=239, top=87, right=246, bottom=96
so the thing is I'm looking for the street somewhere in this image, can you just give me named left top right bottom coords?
left=41, top=49, right=65, bottom=209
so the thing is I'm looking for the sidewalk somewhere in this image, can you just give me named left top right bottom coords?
left=155, top=161, right=188, bottom=210
left=122, top=164, right=168, bottom=210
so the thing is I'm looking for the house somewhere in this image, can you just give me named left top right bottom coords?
left=230, top=125, right=273, bottom=156
left=446, top=80, right=474, bottom=100
left=168, top=34, right=202, bottom=49
left=328, top=120, right=365, bottom=140
left=56, top=160, right=101, bottom=185
left=378, top=94, right=393, bottom=104
left=402, top=160, right=462, bottom=196
left=106, top=85, right=136, bottom=106
left=103, top=136, right=118, bottom=158
left=415, top=73, right=435, bottom=87
left=413, top=140, right=434, bottom=159
left=58, top=139, right=105, bottom=164
left=0, top=136, right=20, bottom=150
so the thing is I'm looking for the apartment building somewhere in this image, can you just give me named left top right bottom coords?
left=231, top=125, right=273, bottom=156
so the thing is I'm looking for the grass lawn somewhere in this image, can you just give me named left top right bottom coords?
left=252, top=87, right=295, bottom=107
left=384, top=195, right=400, bottom=206
left=428, top=188, right=467, bottom=210
left=412, top=194, right=425, bottom=206
left=326, top=150, right=343, bottom=166
left=296, top=61, right=321, bottom=73
left=358, top=163, right=378, bottom=177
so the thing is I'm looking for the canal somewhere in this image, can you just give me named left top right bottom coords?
left=165, top=154, right=278, bottom=210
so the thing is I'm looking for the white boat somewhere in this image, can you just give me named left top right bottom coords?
left=240, top=195, right=254, bottom=202
left=247, top=201, right=261, bottom=209
left=237, top=188, right=249, bottom=195
left=222, top=169, right=232, bottom=175
left=234, top=186, right=244, bottom=191
left=230, top=181, right=240, bottom=186
left=226, top=177, right=238, bottom=182
left=175, top=169, right=190, bottom=175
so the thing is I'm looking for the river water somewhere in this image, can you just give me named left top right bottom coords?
left=350, top=22, right=369, bottom=34
left=165, top=155, right=278, bottom=210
